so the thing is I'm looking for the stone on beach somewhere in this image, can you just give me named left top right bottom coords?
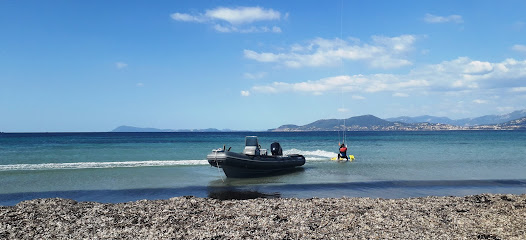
left=1, top=194, right=525, bottom=239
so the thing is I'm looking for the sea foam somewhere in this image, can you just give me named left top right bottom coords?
left=284, top=149, right=337, bottom=161
left=0, top=160, right=209, bottom=171
left=0, top=149, right=336, bottom=171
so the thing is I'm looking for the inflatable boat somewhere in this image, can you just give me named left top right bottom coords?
left=207, top=136, right=306, bottom=178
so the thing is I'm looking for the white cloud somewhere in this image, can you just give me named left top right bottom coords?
left=244, top=35, right=416, bottom=69
left=424, top=13, right=463, bottom=24
left=369, top=56, right=413, bottom=69
left=115, top=62, right=128, bottom=69
left=252, top=85, right=279, bottom=93
left=136, top=83, right=144, bottom=87
left=511, top=87, right=526, bottom=92
left=214, top=25, right=281, bottom=33
left=352, top=95, right=365, bottom=100
left=372, top=35, right=416, bottom=53
left=250, top=57, right=526, bottom=96
left=244, top=50, right=283, bottom=62
left=205, top=7, right=280, bottom=25
left=512, top=44, right=526, bottom=53
left=473, top=99, right=487, bottom=104
left=251, top=74, right=422, bottom=94
left=409, top=57, right=526, bottom=91
left=244, top=72, right=267, bottom=80
left=240, top=90, right=250, bottom=96
left=213, top=24, right=234, bottom=32
left=171, top=6, right=283, bottom=33
left=393, top=93, right=409, bottom=97
left=337, top=108, right=349, bottom=112
left=464, top=60, right=493, bottom=74
left=170, top=13, right=206, bottom=23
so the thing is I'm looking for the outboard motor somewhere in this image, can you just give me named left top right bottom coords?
left=270, top=142, right=283, bottom=156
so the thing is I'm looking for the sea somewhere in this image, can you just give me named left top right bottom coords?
left=1, top=131, right=526, bottom=206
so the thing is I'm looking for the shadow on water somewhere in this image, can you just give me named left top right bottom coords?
left=205, top=168, right=303, bottom=200
left=207, top=188, right=280, bottom=200
left=0, top=186, right=282, bottom=206
left=2, top=179, right=525, bottom=206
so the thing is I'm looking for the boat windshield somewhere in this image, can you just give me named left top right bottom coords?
left=245, top=136, right=258, bottom=147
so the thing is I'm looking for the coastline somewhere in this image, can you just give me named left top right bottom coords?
left=1, top=194, right=525, bottom=239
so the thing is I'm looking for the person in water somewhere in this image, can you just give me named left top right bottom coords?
left=338, top=143, right=349, bottom=161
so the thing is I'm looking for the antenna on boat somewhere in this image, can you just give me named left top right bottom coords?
left=339, top=0, right=347, bottom=144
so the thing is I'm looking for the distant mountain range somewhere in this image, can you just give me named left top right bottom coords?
left=386, top=109, right=526, bottom=126
left=270, top=109, right=526, bottom=132
left=112, top=109, right=526, bottom=132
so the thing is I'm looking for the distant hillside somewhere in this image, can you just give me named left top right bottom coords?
left=387, top=115, right=455, bottom=125
left=345, top=115, right=396, bottom=127
left=271, top=115, right=402, bottom=131
left=270, top=111, right=526, bottom=132
left=386, top=109, right=526, bottom=126
left=463, top=109, right=526, bottom=126
left=112, top=126, right=173, bottom=132
left=494, top=117, right=526, bottom=130
left=111, top=126, right=222, bottom=132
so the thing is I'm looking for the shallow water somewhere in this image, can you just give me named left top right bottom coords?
left=1, top=131, right=526, bottom=205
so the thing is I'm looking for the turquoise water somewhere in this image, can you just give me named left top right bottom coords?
left=1, top=131, right=526, bottom=205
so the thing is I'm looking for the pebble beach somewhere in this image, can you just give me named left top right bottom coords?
left=1, top=194, right=525, bottom=239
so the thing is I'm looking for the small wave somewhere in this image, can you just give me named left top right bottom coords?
left=284, top=149, right=337, bottom=161
left=0, top=160, right=209, bottom=171
left=1, top=150, right=338, bottom=171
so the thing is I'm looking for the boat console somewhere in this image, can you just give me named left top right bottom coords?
left=242, top=136, right=269, bottom=156
left=243, top=136, right=262, bottom=155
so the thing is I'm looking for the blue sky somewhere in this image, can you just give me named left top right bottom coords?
left=1, top=1, right=526, bottom=132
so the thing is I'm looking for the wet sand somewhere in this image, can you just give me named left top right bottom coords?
left=1, top=194, right=525, bottom=239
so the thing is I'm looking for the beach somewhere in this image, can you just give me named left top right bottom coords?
left=1, top=194, right=525, bottom=239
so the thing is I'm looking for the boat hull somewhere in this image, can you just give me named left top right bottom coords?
left=207, top=151, right=305, bottom=178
